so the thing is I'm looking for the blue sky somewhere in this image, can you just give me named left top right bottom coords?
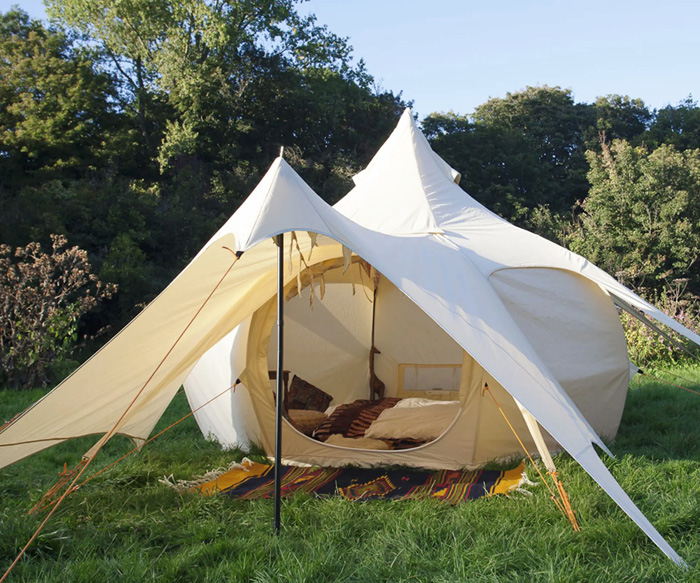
left=7, top=0, right=699, bottom=119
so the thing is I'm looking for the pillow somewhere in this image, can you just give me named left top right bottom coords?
left=365, top=403, right=460, bottom=442
left=394, top=398, right=459, bottom=408
left=287, top=409, right=328, bottom=436
left=287, top=375, right=333, bottom=412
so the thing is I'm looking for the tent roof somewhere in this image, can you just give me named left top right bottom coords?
left=336, top=109, right=700, bottom=347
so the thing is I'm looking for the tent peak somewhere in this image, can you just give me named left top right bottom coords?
left=333, top=108, right=462, bottom=235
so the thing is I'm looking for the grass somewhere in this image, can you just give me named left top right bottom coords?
left=2, top=367, right=700, bottom=581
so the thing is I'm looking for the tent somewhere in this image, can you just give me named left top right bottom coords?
left=1, top=109, right=698, bottom=566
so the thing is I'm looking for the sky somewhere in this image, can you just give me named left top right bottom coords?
left=6, top=0, right=699, bottom=119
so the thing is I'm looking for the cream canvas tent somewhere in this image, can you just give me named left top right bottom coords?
left=1, top=109, right=698, bottom=566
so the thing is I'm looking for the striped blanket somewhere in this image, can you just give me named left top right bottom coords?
left=313, top=398, right=400, bottom=441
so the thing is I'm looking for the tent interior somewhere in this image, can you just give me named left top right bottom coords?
left=185, top=231, right=631, bottom=471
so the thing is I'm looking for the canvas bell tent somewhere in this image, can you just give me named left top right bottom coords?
left=1, top=110, right=699, bottom=566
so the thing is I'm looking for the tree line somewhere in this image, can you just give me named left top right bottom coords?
left=2, top=2, right=700, bottom=385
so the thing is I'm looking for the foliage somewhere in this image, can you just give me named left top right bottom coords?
left=569, top=140, right=700, bottom=295
left=0, top=9, right=122, bottom=189
left=622, top=282, right=700, bottom=368
left=592, top=94, right=652, bottom=143
left=45, top=0, right=367, bottom=177
left=0, top=235, right=116, bottom=388
left=646, top=97, right=700, bottom=151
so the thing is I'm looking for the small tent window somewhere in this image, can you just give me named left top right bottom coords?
left=397, top=364, right=461, bottom=400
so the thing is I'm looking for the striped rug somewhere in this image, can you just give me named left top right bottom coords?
left=191, top=459, right=525, bottom=503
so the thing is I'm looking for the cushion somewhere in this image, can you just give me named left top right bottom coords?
left=365, top=403, right=460, bottom=441
left=287, top=409, right=328, bottom=436
left=287, top=375, right=333, bottom=412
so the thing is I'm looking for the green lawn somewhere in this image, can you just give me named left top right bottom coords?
left=2, top=367, right=700, bottom=582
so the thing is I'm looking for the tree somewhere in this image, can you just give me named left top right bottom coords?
left=46, top=0, right=356, bottom=162
left=592, top=94, right=651, bottom=144
left=0, top=9, right=120, bottom=191
left=646, top=97, right=700, bottom=151
left=423, top=86, right=595, bottom=235
left=569, top=140, right=700, bottom=295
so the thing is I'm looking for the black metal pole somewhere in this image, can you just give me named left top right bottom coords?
left=273, top=233, right=284, bottom=534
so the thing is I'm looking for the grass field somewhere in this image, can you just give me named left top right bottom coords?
left=2, top=366, right=700, bottom=582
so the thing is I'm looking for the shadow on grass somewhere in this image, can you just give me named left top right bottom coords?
left=613, top=367, right=700, bottom=462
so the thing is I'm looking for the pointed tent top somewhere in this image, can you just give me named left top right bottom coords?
left=203, top=156, right=335, bottom=253
left=334, top=108, right=461, bottom=236
left=352, top=109, right=461, bottom=187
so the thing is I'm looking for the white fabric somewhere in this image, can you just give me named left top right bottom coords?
left=266, top=275, right=374, bottom=405
left=394, top=398, right=459, bottom=408
left=365, top=403, right=460, bottom=441
left=373, top=275, right=464, bottom=397
left=490, top=267, right=630, bottom=440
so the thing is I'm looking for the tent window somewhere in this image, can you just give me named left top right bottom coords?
left=397, top=364, right=461, bottom=400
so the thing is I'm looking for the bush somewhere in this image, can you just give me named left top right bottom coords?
left=622, top=281, right=700, bottom=368
left=0, top=235, right=116, bottom=388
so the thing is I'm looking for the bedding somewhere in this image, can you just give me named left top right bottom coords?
left=287, top=409, right=327, bottom=436
left=313, top=398, right=400, bottom=442
left=365, top=402, right=460, bottom=441
left=394, top=397, right=459, bottom=409
left=324, top=434, right=391, bottom=450
left=312, top=397, right=460, bottom=450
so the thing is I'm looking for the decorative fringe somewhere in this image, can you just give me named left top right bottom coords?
left=512, top=470, right=539, bottom=497
left=159, top=458, right=255, bottom=493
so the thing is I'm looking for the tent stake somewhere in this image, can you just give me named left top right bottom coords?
left=274, top=233, right=284, bottom=534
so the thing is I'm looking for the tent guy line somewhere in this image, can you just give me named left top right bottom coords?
left=1, top=251, right=243, bottom=581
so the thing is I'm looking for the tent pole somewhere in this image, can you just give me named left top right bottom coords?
left=274, top=233, right=284, bottom=534
left=369, top=273, right=384, bottom=400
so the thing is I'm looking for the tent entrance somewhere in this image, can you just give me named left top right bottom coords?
left=237, top=248, right=468, bottom=454
left=238, top=245, right=555, bottom=464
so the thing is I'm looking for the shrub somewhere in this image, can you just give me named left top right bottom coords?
left=0, top=235, right=116, bottom=388
left=622, top=281, right=700, bottom=368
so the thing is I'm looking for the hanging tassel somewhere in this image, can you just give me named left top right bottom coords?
left=319, top=274, right=326, bottom=300
left=342, top=245, right=352, bottom=274
left=296, top=248, right=303, bottom=298
left=307, top=232, right=318, bottom=261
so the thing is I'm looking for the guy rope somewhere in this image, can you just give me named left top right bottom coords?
left=482, top=383, right=580, bottom=531
left=1, top=248, right=242, bottom=583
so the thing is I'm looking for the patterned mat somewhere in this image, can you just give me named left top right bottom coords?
left=191, top=459, right=525, bottom=503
